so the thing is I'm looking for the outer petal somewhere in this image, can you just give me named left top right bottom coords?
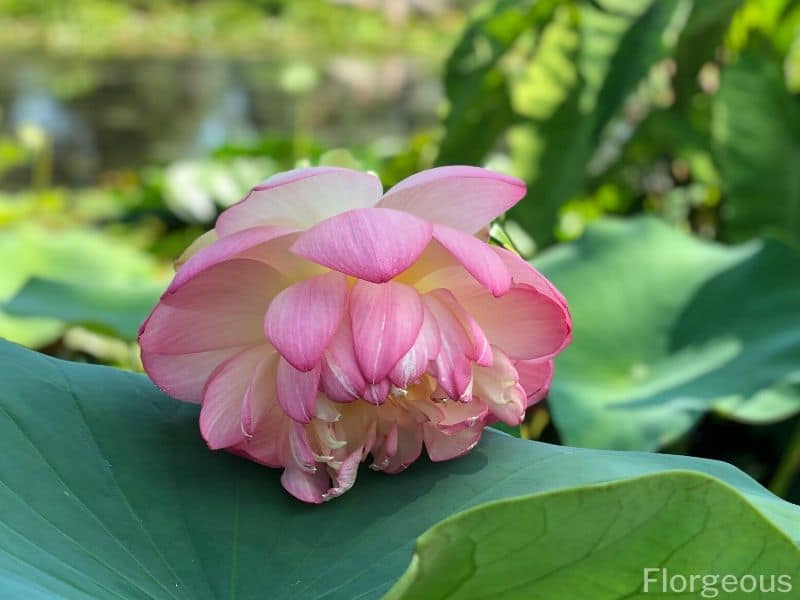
left=516, top=358, right=554, bottom=405
left=170, top=225, right=295, bottom=292
left=349, top=280, right=424, bottom=384
left=494, top=246, right=569, bottom=308
left=290, top=208, right=433, bottom=283
left=276, top=358, right=321, bottom=424
left=216, top=167, right=383, bottom=236
left=140, top=346, right=252, bottom=403
left=431, top=224, right=512, bottom=296
left=378, top=166, right=526, bottom=234
left=200, top=346, right=270, bottom=449
left=459, top=285, right=572, bottom=360
left=140, top=259, right=286, bottom=356
left=265, top=271, right=348, bottom=372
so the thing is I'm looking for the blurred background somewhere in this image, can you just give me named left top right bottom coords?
left=1, top=0, right=799, bottom=503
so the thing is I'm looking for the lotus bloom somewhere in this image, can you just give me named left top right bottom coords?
left=139, top=166, right=571, bottom=502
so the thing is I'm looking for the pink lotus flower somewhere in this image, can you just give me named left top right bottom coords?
left=139, top=166, right=571, bottom=503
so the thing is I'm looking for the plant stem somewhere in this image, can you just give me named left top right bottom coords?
left=769, top=417, right=800, bottom=498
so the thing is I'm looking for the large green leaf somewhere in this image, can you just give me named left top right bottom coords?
left=712, top=47, right=800, bottom=245
left=0, top=225, right=167, bottom=347
left=536, top=217, right=800, bottom=451
left=506, top=0, right=691, bottom=245
left=387, top=472, right=800, bottom=599
left=1, top=340, right=799, bottom=598
left=5, top=277, right=162, bottom=341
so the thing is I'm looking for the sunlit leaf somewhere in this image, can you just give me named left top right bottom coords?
left=536, top=217, right=800, bottom=450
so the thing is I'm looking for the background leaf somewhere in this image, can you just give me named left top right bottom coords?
left=1, top=340, right=798, bottom=599
left=536, top=217, right=800, bottom=450
left=712, top=46, right=800, bottom=245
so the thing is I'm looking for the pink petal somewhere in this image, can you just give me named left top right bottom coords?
left=516, top=358, right=554, bottom=406
left=281, top=466, right=329, bottom=504
left=384, top=425, right=424, bottom=473
left=323, top=450, right=362, bottom=500
left=240, top=352, right=280, bottom=437
left=216, top=167, right=383, bottom=236
left=363, top=380, right=391, bottom=405
left=423, top=292, right=475, bottom=400
left=349, top=280, right=424, bottom=383
left=320, top=316, right=367, bottom=402
left=265, top=271, right=349, bottom=372
left=141, top=346, right=252, bottom=403
left=378, top=166, right=526, bottom=234
left=431, top=225, right=511, bottom=296
left=494, top=246, right=569, bottom=308
left=288, top=421, right=317, bottom=472
left=140, top=259, right=286, bottom=356
left=416, top=398, right=489, bottom=434
left=171, top=225, right=295, bottom=292
left=474, top=347, right=526, bottom=426
left=233, top=401, right=293, bottom=467
left=389, top=304, right=441, bottom=388
left=290, top=208, right=433, bottom=283
left=276, top=358, right=321, bottom=424
left=429, top=289, right=492, bottom=367
left=459, top=285, right=572, bottom=360
left=200, top=346, right=270, bottom=449
left=423, top=423, right=483, bottom=462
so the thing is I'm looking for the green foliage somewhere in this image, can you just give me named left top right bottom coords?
left=0, top=224, right=167, bottom=347
left=1, top=340, right=798, bottom=598
left=535, top=217, right=800, bottom=450
left=713, top=46, right=800, bottom=245
left=388, top=472, right=800, bottom=599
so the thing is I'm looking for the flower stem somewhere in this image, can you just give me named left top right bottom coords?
left=769, top=417, right=800, bottom=498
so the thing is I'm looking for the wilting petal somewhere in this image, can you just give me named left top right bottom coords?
left=383, top=421, right=424, bottom=474
left=423, top=422, right=483, bottom=461
left=171, top=226, right=295, bottom=292
left=265, top=271, right=348, bottom=371
left=389, top=304, right=440, bottom=388
left=349, top=280, right=424, bottom=384
left=281, top=466, right=329, bottom=504
left=200, top=346, right=270, bottom=449
left=288, top=421, right=317, bottom=473
left=290, top=207, right=433, bottom=283
left=432, top=224, right=511, bottom=296
left=216, top=167, right=383, bottom=236
left=320, top=316, right=367, bottom=403
left=474, top=347, right=526, bottom=426
left=378, top=166, right=526, bottom=234
left=516, top=358, right=554, bottom=405
left=276, top=358, right=320, bottom=424
left=323, top=450, right=362, bottom=501
left=459, top=286, right=571, bottom=360
left=140, top=259, right=286, bottom=356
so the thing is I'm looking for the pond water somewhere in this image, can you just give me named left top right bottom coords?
left=0, top=53, right=441, bottom=186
